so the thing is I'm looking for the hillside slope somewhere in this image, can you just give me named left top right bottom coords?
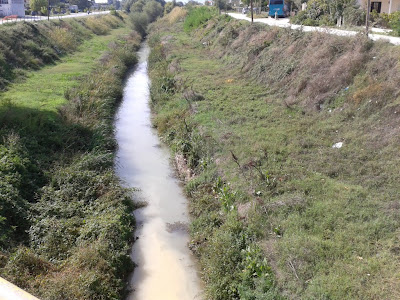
left=0, top=14, right=141, bottom=299
left=148, top=8, right=400, bottom=299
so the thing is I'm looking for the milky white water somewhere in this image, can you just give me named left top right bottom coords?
left=114, top=43, right=203, bottom=300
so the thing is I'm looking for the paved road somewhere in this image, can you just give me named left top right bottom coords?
left=0, top=11, right=110, bottom=25
left=228, top=13, right=400, bottom=46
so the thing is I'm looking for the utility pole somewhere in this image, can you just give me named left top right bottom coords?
left=365, top=0, right=370, bottom=36
left=47, top=0, right=50, bottom=20
left=250, top=0, right=253, bottom=23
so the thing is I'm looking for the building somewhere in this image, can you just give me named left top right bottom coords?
left=358, top=0, right=400, bottom=13
left=0, top=0, right=24, bottom=17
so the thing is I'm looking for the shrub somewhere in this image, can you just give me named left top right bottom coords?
left=291, top=0, right=360, bottom=27
left=389, top=11, right=400, bottom=36
left=130, top=12, right=149, bottom=36
left=343, top=5, right=365, bottom=26
left=0, top=135, right=32, bottom=250
left=143, top=0, right=163, bottom=23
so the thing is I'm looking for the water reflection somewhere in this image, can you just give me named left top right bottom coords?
left=115, top=43, right=203, bottom=300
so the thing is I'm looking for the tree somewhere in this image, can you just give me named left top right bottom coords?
left=241, top=0, right=254, bottom=22
left=30, top=0, right=47, bottom=12
left=143, top=0, right=163, bottom=21
left=123, top=0, right=135, bottom=12
left=164, top=1, right=174, bottom=14
left=131, top=0, right=146, bottom=12
left=292, top=0, right=358, bottom=26
left=130, top=12, right=148, bottom=36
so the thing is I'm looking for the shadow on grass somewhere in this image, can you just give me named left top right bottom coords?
left=0, top=103, right=95, bottom=249
left=0, top=103, right=94, bottom=166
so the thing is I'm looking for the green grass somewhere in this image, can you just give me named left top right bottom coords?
left=149, top=13, right=400, bottom=299
left=183, top=6, right=217, bottom=32
left=0, top=26, right=129, bottom=112
left=0, top=14, right=141, bottom=299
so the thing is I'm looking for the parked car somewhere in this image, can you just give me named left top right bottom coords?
left=242, top=7, right=248, bottom=14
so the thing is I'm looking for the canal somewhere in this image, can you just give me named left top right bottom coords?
left=114, top=43, right=203, bottom=300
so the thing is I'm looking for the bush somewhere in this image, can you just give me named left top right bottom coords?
left=130, top=12, right=149, bottom=36
left=129, top=0, right=164, bottom=36
left=389, top=11, right=400, bottom=36
left=343, top=5, right=365, bottom=26
left=291, top=0, right=360, bottom=27
left=143, top=0, right=163, bottom=23
left=0, top=135, right=33, bottom=250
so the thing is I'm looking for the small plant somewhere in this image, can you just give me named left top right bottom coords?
left=241, top=245, right=271, bottom=278
left=273, top=225, right=283, bottom=237
left=213, top=177, right=237, bottom=212
left=160, top=75, right=176, bottom=93
left=219, top=185, right=236, bottom=212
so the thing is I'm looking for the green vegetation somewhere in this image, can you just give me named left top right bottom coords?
left=369, top=11, right=400, bottom=35
left=291, top=0, right=364, bottom=26
left=1, top=26, right=129, bottom=112
left=0, top=14, right=123, bottom=90
left=125, top=0, right=164, bottom=36
left=149, top=8, right=400, bottom=299
left=291, top=0, right=400, bottom=34
left=183, top=6, right=217, bottom=32
left=29, top=0, right=47, bottom=13
left=0, top=14, right=142, bottom=299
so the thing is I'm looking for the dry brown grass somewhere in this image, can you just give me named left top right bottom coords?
left=352, top=82, right=385, bottom=105
left=47, top=27, right=77, bottom=52
left=166, top=7, right=187, bottom=24
left=85, top=16, right=112, bottom=35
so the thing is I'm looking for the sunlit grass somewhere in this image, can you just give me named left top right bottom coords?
left=0, top=26, right=129, bottom=112
left=149, top=14, right=400, bottom=299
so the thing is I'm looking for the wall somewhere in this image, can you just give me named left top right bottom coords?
left=358, top=0, right=400, bottom=13
left=0, top=0, right=24, bottom=17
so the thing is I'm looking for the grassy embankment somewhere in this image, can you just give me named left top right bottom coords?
left=0, top=13, right=142, bottom=299
left=148, top=7, right=400, bottom=299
